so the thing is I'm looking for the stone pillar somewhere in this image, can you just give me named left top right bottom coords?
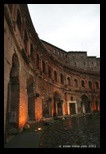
left=35, top=97, right=42, bottom=121
left=82, top=104, right=85, bottom=113
left=67, top=101, right=70, bottom=115
left=75, top=103, right=78, bottom=114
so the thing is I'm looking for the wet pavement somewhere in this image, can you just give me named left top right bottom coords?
left=4, top=114, right=100, bottom=148
left=39, top=114, right=100, bottom=148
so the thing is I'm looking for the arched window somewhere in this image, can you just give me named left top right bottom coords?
left=60, top=74, right=64, bottom=84
left=48, top=66, right=51, bottom=78
left=81, top=80, right=85, bottom=88
left=42, top=60, right=46, bottom=73
left=71, top=96, right=73, bottom=101
left=36, top=53, right=40, bottom=69
left=88, top=81, right=92, bottom=89
left=54, top=71, right=57, bottom=81
left=53, top=49, right=56, bottom=54
left=74, top=79, right=78, bottom=87
left=30, top=44, right=33, bottom=60
left=67, top=77, right=70, bottom=85
left=24, top=31, right=27, bottom=43
left=95, top=81, right=99, bottom=89
left=17, top=10, right=21, bottom=32
left=24, top=31, right=28, bottom=53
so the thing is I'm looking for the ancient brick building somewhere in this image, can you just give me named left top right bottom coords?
left=4, top=4, right=100, bottom=141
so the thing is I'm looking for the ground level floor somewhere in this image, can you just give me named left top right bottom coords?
left=4, top=59, right=100, bottom=141
left=4, top=113, right=100, bottom=148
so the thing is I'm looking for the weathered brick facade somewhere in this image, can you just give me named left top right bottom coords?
left=4, top=4, right=100, bottom=141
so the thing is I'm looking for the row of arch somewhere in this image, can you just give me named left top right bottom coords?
left=37, top=53, right=99, bottom=89
left=8, top=4, right=35, bottom=60
left=6, top=53, right=100, bottom=134
left=8, top=5, right=100, bottom=91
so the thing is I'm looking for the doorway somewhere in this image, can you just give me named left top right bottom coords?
left=81, top=95, right=91, bottom=113
left=70, top=103, right=76, bottom=115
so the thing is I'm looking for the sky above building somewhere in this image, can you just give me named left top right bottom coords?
left=27, top=4, right=100, bottom=58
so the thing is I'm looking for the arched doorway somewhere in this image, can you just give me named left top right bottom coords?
left=6, top=53, right=20, bottom=135
left=53, top=92, right=63, bottom=117
left=81, top=95, right=91, bottom=113
left=42, top=97, right=52, bottom=118
left=27, top=75, right=35, bottom=121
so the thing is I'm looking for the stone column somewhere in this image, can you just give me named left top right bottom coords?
left=67, top=101, right=70, bottom=115
left=75, top=102, right=78, bottom=114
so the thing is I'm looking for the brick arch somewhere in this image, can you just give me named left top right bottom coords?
left=53, top=91, right=63, bottom=116
left=81, top=94, right=91, bottom=113
left=88, top=80, right=92, bottom=89
left=67, top=76, right=71, bottom=85
left=42, top=59, right=46, bottom=73
left=60, top=73, right=64, bottom=84
left=81, top=79, right=85, bottom=88
left=6, top=53, right=20, bottom=136
left=73, top=78, right=78, bottom=87
left=95, top=81, right=99, bottom=89
left=53, top=91, right=61, bottom=99
left=54, top=70, right=57, bottom=81
left=17, top=9, right=22, bottom=32
left=48, top=65, right=52, bottom=78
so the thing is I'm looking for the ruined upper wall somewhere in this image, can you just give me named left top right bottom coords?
left=41, top=40, right=100, bottom=72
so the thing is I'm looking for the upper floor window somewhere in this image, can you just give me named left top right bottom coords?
left=60, top=74, right=64, bottom=84
left=81, top=80, right=85, bottom=88
left=88, top=81, right=92, bottom=89
left=24, top=31, right=28, bottom=43
left=61, top=53, right=64, bottom=57
left=24, top=31, right=28, bottom=53
left=58, top=51, right=60, bottom=55
left=71, top=96, right=73, bottom=101
left=36, top=53, right=40, bottom=69
left=30, top=44, right=33, bottom=60
left=74, top=79, right=78, bottom=87
left=53, top=49, right=56, bottom=54
left=95, top=81, right=99, bottom=89
left=42, top=60, right=46, bottom=74
left=54, top=71, right=57, bottom=81
left=48, top=66, right=51, bottom=78
left=17, top=10, right=21, bottom=32
left=67, top=77, right=71, bottom=85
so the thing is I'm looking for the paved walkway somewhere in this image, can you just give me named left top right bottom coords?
left=39, top=115, right=100, bottom=148
left=4, top=114, right=100, bottom=148
left=4, top=121, right=46, bottom=148
left=4, top=131, right=42, bottom=148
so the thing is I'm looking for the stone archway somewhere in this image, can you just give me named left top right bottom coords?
left=42, top=97, right=52, bottom=118
left=53, top=91, right=63, bottom=117
left=81, top=95, right=91, bottom=113
left=27, top=75, right=35, bottom=121
left=6, top=53, right=20, bottom=135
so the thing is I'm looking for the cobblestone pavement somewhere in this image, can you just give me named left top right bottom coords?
left=39, top=114, right=100, bottom=148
